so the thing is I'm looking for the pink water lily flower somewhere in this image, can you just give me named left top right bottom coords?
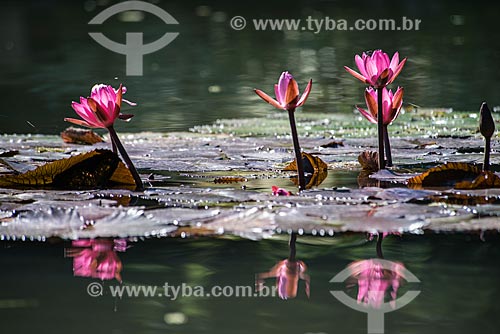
left=65, top=84, right=136, bottom=129
left=255, top=71, right=312, bottom=111
left=356, top=87, right=404, bottom=125
left=344, top=50, right=407, bottom=88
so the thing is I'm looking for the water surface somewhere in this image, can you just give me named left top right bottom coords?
left=1, top=234, right=499, bottom=333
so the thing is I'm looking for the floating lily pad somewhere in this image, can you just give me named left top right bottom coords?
left=0, top=206, right=177, bottom=240
left=0, top=149, right=135, bottom=190
left=0, top=110, right=499, bottom=239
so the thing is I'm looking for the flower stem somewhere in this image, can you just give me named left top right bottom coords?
left=376, top=234, right=384, bottom=259
left=287, top=109, right=306, bottom=191
left=383, top=124, right=393, bottom=167
left=288, top=232, right=297, bottom=261
left=111, top=138, right=118, bottom=155
left=484, top=136, right=491, bottom=171
left=107, top=126, right=144, bottom=191
left=377, top=87, right=385, bottom=170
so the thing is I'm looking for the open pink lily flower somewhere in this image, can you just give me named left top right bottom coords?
left=347, top=259, right=405, bottom=309
left=356, top=87, right=404, bottom=125
left=65, top=84, right=136, bottom=129
left=344, top=50, right=407, bottom=88
left=65, top=239, right=126, bottom=282
left=255, top=71, right=312, bottom=111
left=256, top=259, right=310, bottom=299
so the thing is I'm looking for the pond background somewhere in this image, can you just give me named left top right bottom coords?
left=1, top=0, right=500, bottom=134
left=1, top=2, right=500, bottom=333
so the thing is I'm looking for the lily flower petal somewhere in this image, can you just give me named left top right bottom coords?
left=284, top=78, right=299, bottom=106
left=389, top=87, right=404, bottom=123
left=296, top=79, right=313, bottom=107
left=356, top=106, right=377, bottom=124
left=355, top=54, right=369, bottom=78
left=387, top=58, right=407, bottom=85
left=254, top=89, right=284, bottom=110
left=389, top=52, right=400, bottom=72
left=118, top=114, right=134, bottom=121
left=64, top=118, right=97, bottom=128
left=274, top=84, right=281, bottom=102
left=114, top=84, right=123, bottom=119
left=344, top=66, right=369, bottom=84
left=278, top=72, right=293, bottom=104
left=365, top=88, right=378, bottom=116
left=122, top=99, right=137, bottom=106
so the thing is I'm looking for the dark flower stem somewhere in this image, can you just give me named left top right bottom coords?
left=287, top=109, right=306, bottom=191
left=484, top=137, right=491, bottom=171
left=377, top=87, right=385, bottom=170
left=107, top=126, right=144, bottom=191
left=383, top=125, right=393, bottom=167
left=111, top=139, right=118, bottom=155
left=376, top=234, right=384, bottom=259
left=288, top=232, right=297, bottom=261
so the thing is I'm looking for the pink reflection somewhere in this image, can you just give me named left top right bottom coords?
left=256, top=259, right=310, bottom=299
left=65, top=239, right=126, bottom=282
left=256, top=233, right=310, bottom=299
left=347, top=259, right=405, bottom=308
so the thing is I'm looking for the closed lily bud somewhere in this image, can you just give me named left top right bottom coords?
left=480, top=102, right=495, bottom=138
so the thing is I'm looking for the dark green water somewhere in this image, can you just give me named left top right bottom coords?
left=1, top=234, right=499, bottom=333
left=1, top=0, right=500, bottom=134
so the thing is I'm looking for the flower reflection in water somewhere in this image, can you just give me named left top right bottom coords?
left=256, top=233, right=310, bottom=299
left=347, top=258, right=406, bottom=309
left=346, top=235, right=406, bottom=309
left=65, top=239, right=127, bottom=282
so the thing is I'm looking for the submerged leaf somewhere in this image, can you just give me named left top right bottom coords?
left=109, top=161, right=137, bottom=190
left=406, top=139, right=438, bottom=149
left=290, top=169, right=328, bottom=189
left=0, top=150, right=135, bottom=190
left=213, top=176, right=247, bottom=184
left=407, top=162, right=481, bottom=187
left=284, top=152, right=328, bottom=173
left=0, top=150, right=19, bottom=158
left=358, top=151, right=379, bottom=172
left=427, top=192, right=500, bottom=205
left=284, top=152, right=328, bottom=189
left=61, top=127, right=104, bottom=145
left=320, top=140, right=344, bottom=148
left=455, top=171, right=500, bottom=189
